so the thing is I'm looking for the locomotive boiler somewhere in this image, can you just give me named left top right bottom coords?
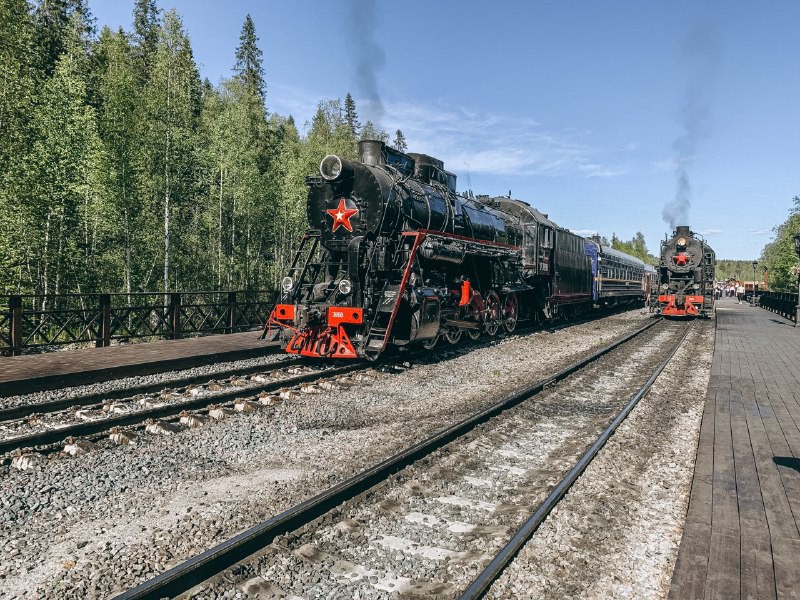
left=652, top=226, right=715, bottom=317
left=267, top=140, right=648, bottom=359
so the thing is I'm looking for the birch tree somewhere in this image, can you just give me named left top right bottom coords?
left=139, top=9, right=200, bottom=293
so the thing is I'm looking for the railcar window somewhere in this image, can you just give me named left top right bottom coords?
left=540, top=226, right=553, bottom=248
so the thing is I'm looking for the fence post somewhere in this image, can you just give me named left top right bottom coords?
left=9, top=295, right=22, bottom=356
left=227, top=291, right=237, bottom=334
left=170, top=293, right=182, bottom=340
left=98, top=294, right=111, bottom=348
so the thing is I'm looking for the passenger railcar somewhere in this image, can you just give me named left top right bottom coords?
left=267, top=141, right=651, bottom=359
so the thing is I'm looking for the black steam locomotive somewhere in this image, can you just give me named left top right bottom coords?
left=652, top=226, right=715, bottom=317
left=268, top=141, right=650, bottom=359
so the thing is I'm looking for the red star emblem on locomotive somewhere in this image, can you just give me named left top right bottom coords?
left=674, top=252, right=689, bottom=266
left=326, top=198, right=359, bottom=232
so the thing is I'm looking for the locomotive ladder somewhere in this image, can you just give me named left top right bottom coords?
left=360, top=233, right=425, bottom=360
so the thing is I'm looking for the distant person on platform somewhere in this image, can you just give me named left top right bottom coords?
left=736, top=284, right=745, bottom=303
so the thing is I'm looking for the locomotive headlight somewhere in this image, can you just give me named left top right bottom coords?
left=677, top=237, right=686, bottom=246
left=320, top=155, right=343, bottom=180
left=661, top=283, right=669, bottom=291
left=693, top=283, right=701, bottom=290
left=281, top=276, right=294, bottom=292
left=338, top=279, right=352, bottom=295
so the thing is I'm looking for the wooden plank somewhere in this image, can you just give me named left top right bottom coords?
left=704, top=532, right=740, bottom=600
left=740, top=534, right=776, bottom=600
left=747, top=390, right=800, bottom=542
left=711, top=387, right=740, bottom=538
left=730, top=386, right=775, bottom=600
left=668, top=529, right=711, bottom=600
left=772, top=537, right=800, bottom=600
left=669, top=321, right=718, bottom=599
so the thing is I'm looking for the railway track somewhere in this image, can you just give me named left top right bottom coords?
left=0, top=361, right=370, bottom=458
left=0, top=355, right=296, bottom=420
left=0, top=307, right=637, bottom=460
left=112, top=316, right=690, bottom=599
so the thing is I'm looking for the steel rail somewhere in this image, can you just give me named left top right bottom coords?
left=0, top=362, right=365, bottom=456
left=113, top=317, right=662, bottom=600
left=0, top=304, right=637, bottom=426
left=459, top=320, right=694, bottom=599
left=0, top=353, right=292, bottom=422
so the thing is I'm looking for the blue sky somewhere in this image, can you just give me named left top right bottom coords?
left=90, top=0, right=800, bottom=260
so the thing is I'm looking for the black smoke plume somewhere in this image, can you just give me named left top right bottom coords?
left=663, top=22, right=720, bottom=229
left=347, top=0, right=385, bottom=127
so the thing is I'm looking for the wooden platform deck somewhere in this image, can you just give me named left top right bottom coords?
left=0, top=331, right=277, bottom=396
left=669, top=297, right=800, bottom=600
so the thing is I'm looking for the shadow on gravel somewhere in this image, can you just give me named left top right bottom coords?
left=773, top=456, right=800, bottom=473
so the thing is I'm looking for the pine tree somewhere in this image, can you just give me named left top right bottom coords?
left=393, top=129, right=407, bottom=152
left=234, top=14, right=265, bottom=102
left=32, top=0, right=93, bottom=77
left=344, top=92, right=360, bottom=139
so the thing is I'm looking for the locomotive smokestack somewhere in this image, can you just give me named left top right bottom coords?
left=675, top=225, right=691, bottom=238
left=358, top=140, right=385, bottom=166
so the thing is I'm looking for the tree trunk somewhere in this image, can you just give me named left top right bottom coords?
left=218, top=165, right=223, bottom=287
left=163, top=62, right=173, bottom=297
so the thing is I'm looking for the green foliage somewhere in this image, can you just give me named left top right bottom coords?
left=759, top=196, right=800, bottom=291
left=0, top=0, right=39, bottom=291
left=94, top=26, right=141, bottom=293
left=344, top=92, right=360, bottom=138
left=0, top=3, right=401, bottom=297
left=714, top=260, right=760, bottom=282
left=610, top=231, right=657, bottom=265
left=20, top=11, right=106, bottom=298
left=138, top=9, right=202, bottom=293
left=393, top=129, right=407, bottom=152
left=360, top=119, right=389, bottom=143
left=32, top=0, right=93, bottom=77
left=234, top=14, right=265, bottom=102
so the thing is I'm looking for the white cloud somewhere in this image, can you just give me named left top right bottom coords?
left=268, top=88, right=630, bottom=179
left=375, top=100, right=619, bottom=178
left=649, top=158, right=675, bottom=173
left=749, top=229, right=771, bottom=235
left=698, top=229, right=722, bottom=235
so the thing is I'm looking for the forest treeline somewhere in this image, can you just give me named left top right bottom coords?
left=2, top=2, right=798, bottom=300
left=0, top=0, right=401, bottom=300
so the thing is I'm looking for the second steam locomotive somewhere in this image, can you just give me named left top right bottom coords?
left=651, top=226, right=715, bottom=317
left=268, top=141, right=654, bottom=359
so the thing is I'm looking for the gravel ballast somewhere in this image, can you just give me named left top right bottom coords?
left=487, top=319, right=714, bottom=599
left=0, top=309, right=696, bottom=599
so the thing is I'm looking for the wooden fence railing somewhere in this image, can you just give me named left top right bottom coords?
left=0, top=290, right=275, bottom=355
left=758, top=290, right=799, bottom=323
